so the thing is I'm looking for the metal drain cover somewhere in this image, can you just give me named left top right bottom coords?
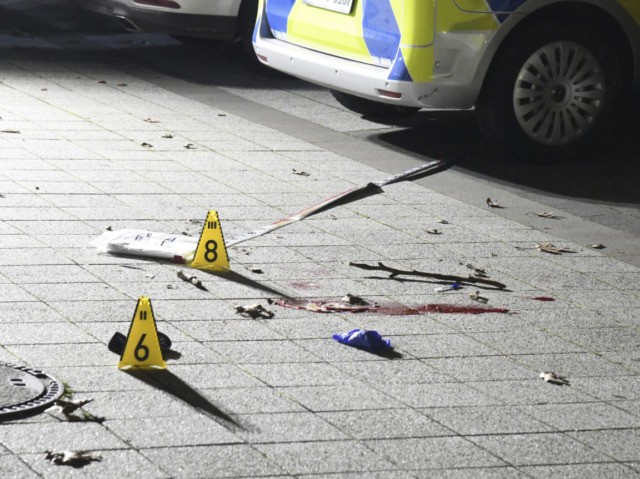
left=0, top=362, right=64, bottom=419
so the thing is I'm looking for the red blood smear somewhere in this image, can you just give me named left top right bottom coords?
left=273, top=299, right=508, bottom=315
left=530, top=297, right=555, bottom=302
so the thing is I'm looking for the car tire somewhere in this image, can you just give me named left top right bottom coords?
left=330, top=90, right=420, bottom=119
left=476, top=20, right=624, bottom=162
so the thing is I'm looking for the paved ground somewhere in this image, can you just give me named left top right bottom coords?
left=1, top=1, right=640, bottom=478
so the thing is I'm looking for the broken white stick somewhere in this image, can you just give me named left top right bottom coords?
left=226, top=160, right=444, bottom=246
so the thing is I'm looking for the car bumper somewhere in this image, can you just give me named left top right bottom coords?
left=71, top=0, right=239, bottom=39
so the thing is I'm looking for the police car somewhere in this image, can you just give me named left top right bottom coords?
left=71, top=0, right=257, bottom=48
left=253, top=0, right=640, bottom=159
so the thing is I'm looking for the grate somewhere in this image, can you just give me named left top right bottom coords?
left=0, top=362, right=64, bottom=419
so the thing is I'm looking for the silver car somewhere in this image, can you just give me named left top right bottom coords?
left=71, top=0, right=257, bottom=48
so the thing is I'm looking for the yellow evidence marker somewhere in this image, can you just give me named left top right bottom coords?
left=118, top=296, right=166, bottom=370
left=189, top=209, right=230, bottom=272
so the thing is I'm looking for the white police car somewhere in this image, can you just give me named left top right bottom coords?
left=254, top=0, right=640, bottom=160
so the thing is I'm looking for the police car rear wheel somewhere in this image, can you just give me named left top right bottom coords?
left=330, top=90, right=420, bottom=119
left=513, top=41, right=606, bottom=147
left=477, top=24, right=622, bottom=161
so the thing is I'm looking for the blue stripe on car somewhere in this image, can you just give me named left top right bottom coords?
left=388, top=49, right=412, bottom=81
left=362, top=0, right=401, bottom=62
left=265, top=0, right=296, bottom=34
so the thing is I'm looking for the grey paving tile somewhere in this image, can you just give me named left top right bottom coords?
left=20, top=282, right=129, bottom=302
left=141, top=444, right=286, bottom=478
left=106, top=415, right=241, bottom=448
left=566, top=429, right=640, bottom=462
left=297, top=472, right=415, bottom=479
left=162, top=363, right=265, bottom=389
left=0, top=284, right=38, bottom=302
left=519, top=463, right=639, bottom=479
left=280, top=383, right=404, bottom=411
left=520, top=402, right=640, bottom=430
left=515, top=353, right=636, bottom=378
left=425, top=356, right=534, bottom=382
left=319, top=408, right=451, bottom=440
left=47, top=300, right=139, bottom=323
left=21, top=450, right=168, bottom=479
left=425, top=405, right=554, bottom=435
left=243, top=362, right=346, bottom=388
left=234, top=411, right=349, bottom=443
left=211, top=339, right=318, bottom=364
left=553, top=327, right=640, bottom=353
left=333, top=359, right=449, bottom=385
left=385, top=383, right=502, bottom=408
left=0, top=302, right=66, bottom=323
left=179, top=321, right=285, bottom=342
left=392, top=333, right=500, bottom=358
left=472, top=379, right=597, bottom=406
left=0, top=422, right=127, bottom=453
left=0, top=454, right=40, bottom=478
left=412, top=467, right=530, bottom=478
left=84, top=390, right=204, bottom=420
left=7, top=343, right=114, bottom=367
left=470, top=433, right=609, bottom=466
left=202, top=387, right=305, bottom=415
left=469, top=330, right=585, bottom=355
left=366, top=437, right=507, bottom=470
left=255, top=440, right=395, bottom=475
left=0, top=322, right=92, bottom=345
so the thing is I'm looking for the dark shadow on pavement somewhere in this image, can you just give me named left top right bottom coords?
left=372, top=106, right=640, bottom=205
left=124, top=369, right=243, bottom=430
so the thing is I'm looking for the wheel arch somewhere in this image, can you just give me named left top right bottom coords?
left=475, top=1, right=638, bottom=104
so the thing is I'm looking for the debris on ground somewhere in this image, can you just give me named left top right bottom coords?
left=184, top=143, right=197, bottom=149
left=248, top=268, right=264, bottom=274
left=162, top=133, right=173, bottom=138
left=437, top=219, right=449, bottom=224
left=535, top=242, right=575, bottom=254
left=540, top=371, right=570, bottom=386
left=469, top=291, right=489, bottom=303
left=96, top=79, right=106, bottom=84
left=48, top=398, right=93, bottom=417
left=349, top=261, right=507, bottom=289
left=434, top=284, right=461, bottom=292
left=45, top=450, right=102, bottom=467
left=465, top=263, right=489, bottom=278
left=530, top=211, right=562, bottom=219
left=177, top=270, right=206, bottom=290
left=292, top=169, right=310, bottom=176
left=141, top=142, right=153, bottom=148
left=235, top=304, right=274, bottom=319
left=332, top=329, right=392, bottom=352
left=589, top=243, right=606, bottom=249
left=425, top=228, right=441, bottom=235
left=144, top=118, right=160, bottom=123
left=341, top=294, right=368, bottom=305
left=530, top=296, right=555, bottom=302
left=117, top=83, right=127, bottom=87
left=486, top=197, right=503, bottom=208
left=1, top=129, right=21, bottom=134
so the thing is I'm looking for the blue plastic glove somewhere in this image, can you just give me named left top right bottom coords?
left=332, top=329, right=392, bottom=352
